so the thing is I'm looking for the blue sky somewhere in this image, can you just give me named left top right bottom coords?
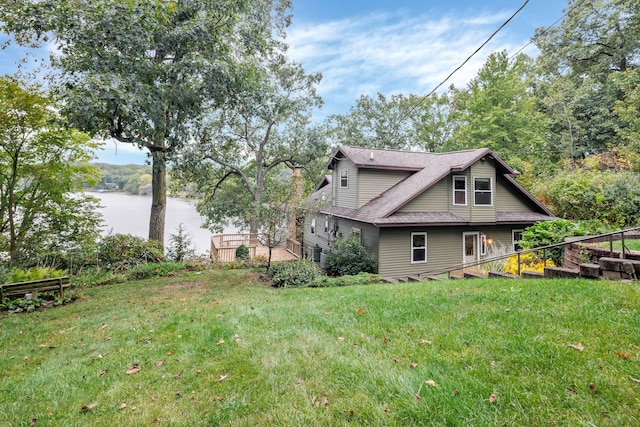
left=1, top=0, right=566, bottom=164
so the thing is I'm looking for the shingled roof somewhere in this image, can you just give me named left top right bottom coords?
left=313, top=145, right=554, bottom=226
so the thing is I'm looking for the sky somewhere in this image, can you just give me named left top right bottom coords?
left=1, top=0, right=567, bottom=165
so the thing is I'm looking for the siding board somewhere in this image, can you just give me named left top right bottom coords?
left=358, top=169, right=411, bottom=208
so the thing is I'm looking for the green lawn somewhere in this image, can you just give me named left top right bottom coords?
left=1, top=270, right=640, bottom=426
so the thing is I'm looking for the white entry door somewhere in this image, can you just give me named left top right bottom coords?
left=463, top=232, right=480, bottom=266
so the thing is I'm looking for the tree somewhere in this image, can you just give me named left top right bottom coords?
left=327, top=92, right=454, bottom=152
left=533, top=0, right=640, bottom=157
left=0, top=76, right=101, bottom=266
left=448, top=51, right=552, bottom=172
left=1, top=0, right=292, bottom=246
left=174, top=52, right=324, bottom=233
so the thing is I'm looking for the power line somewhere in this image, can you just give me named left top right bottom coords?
left=403, top=0, right=530, bottom=121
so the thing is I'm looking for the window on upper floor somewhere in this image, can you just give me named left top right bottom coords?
left=411, top=232, right=427, bottom=264
left=310, top=218, right=316, bottom=234
left=324, top=219, right=329, bottom=233
left=453, top=176, right=467, bottom=205
left=474, top=177, right=493, bottom=206
left=340, top=170, right=349, bottom=188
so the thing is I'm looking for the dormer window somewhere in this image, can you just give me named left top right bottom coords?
left=474, top=177, right=493, bottom=206
left=453, top=176, right=467, bottom=205
left=340, top=170, right=349, bottom=188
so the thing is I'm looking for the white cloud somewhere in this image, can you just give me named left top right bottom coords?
left=287, top=8, right=535, bottom=117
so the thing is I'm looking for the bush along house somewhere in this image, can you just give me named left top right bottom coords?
left=304, top=145, right=555, bottom=279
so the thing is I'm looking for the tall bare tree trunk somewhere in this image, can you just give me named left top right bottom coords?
left=149, top=150, right=167, bottom=246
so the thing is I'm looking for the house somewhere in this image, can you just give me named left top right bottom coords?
left=304, top=145, right=555, bottom=278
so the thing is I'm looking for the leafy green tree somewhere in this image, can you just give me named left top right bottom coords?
left=533, top=0, right=640, bottom=157
left=1, top=0, right=292, bottom=246
left=0, top=76, right=101, bottom=266
left=612, top=68, right=640, bottom=153
left=174, top=52, right=324, bottom=233
left=449, top=51, right=552, bottom=171
left=327, top=92, right=454, bottom=152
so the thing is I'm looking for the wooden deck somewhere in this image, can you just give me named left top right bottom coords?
left=255, top=246, right=299, bottom=262
left=211, top=233, right=301, bottom=262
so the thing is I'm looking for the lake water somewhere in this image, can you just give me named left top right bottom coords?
left=86, top=191, right=233, bottom=254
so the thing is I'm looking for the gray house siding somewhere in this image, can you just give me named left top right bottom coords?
left=398, top=178, right=449, bottom=212
left=333, top=159, right=358, bottom=209
left=495, top=179, right=535, bottom=212
left=358, top=169, right=411, bottom=208
left=378, top=225, right=523, bottom=278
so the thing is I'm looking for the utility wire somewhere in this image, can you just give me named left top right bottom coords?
left=403, top=0, right=530, bottom=121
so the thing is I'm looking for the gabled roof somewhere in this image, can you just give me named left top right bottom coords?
left=317, top=145, right=555, bottom=226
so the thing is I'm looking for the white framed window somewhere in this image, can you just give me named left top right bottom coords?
left=411, top=232, right=427, bottom=264
left=453, top=176, right=467, bottom=205
left=474, top=177, right=493, bottom=206
left=310, top=218, right=316, bottom=234
left=324, top=219, right=329, bottom=233
left=340, top=170, right=349, bottom=188
left=512, top=229, right=524, bottom=252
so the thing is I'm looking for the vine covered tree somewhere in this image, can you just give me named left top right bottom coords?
left=1, top=0, right=292, bottom=246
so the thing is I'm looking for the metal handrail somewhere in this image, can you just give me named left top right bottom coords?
left=418, top=226, right=640, bottom=278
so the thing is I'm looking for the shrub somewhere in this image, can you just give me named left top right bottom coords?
left=1, top=266, right=67, bottom=284
left=125, top=262, right=186, bottom=280
left=503, top=252, right=555, bottom=275
left=520, top=220, right=587, bottom=265
left=235, top=244, right=250, bottom=261
left=268, top=259, right=323, bottom=288
left=324, top=234, right=377, bottom=276
left=97, top=234, right=165, bottom=271
left=166, top=224, right=194, bottom=262
left=306, top=272, right=382, bottom=288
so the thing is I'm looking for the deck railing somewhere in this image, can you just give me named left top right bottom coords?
left=211, top=233, right=262, bottom=262
left=286, top=238, right=302, bottom=258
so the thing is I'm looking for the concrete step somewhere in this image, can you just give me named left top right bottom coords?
left=544, top=266, right=581, bottom=279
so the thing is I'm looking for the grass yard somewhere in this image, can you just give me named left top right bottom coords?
left=1, top=269, right=640, bottom=426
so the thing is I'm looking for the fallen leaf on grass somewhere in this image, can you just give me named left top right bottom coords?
left=337, top=337, right=345, bottom=341
left=30, top=418, right=36, bottom=426
left=155, top=361, right=164, bottom=367
left=420, top=339, right=432, bottom=346
left=409, top=362, right=418, bottom=369
left=568, top=343, right=585, bottom=351
left=298, top=378, right=304, bottom=384
left=589, top=383, right=596, bottom=393
left=321, top=397, right=328, bottom=407
left=489, top=394, right=497, bottom=403
left=383, top=337, right=388, bottom=345
left=452, top=390, right=460, bottom=397
left=99, top=324, right=108, bottom=330
left=614, top=352, right=629, bottom=359
left=217, top=339, right=225, bottom=345
left=215, top=374, right=228, bottom=382
left=631, top=378, right=640, bottom=384
left=126, top=365, right=141, bottom=375
left=425, top=380, right=438, bottom=388
left=99, top=370, right=107, bottom=378
left=355, top=307, right=366, bottom=314
left=82, top=403, right=98, bottom=411
left=119, top=403, right=127, bottom=409
left=415, top=394, right=421, bottom=403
